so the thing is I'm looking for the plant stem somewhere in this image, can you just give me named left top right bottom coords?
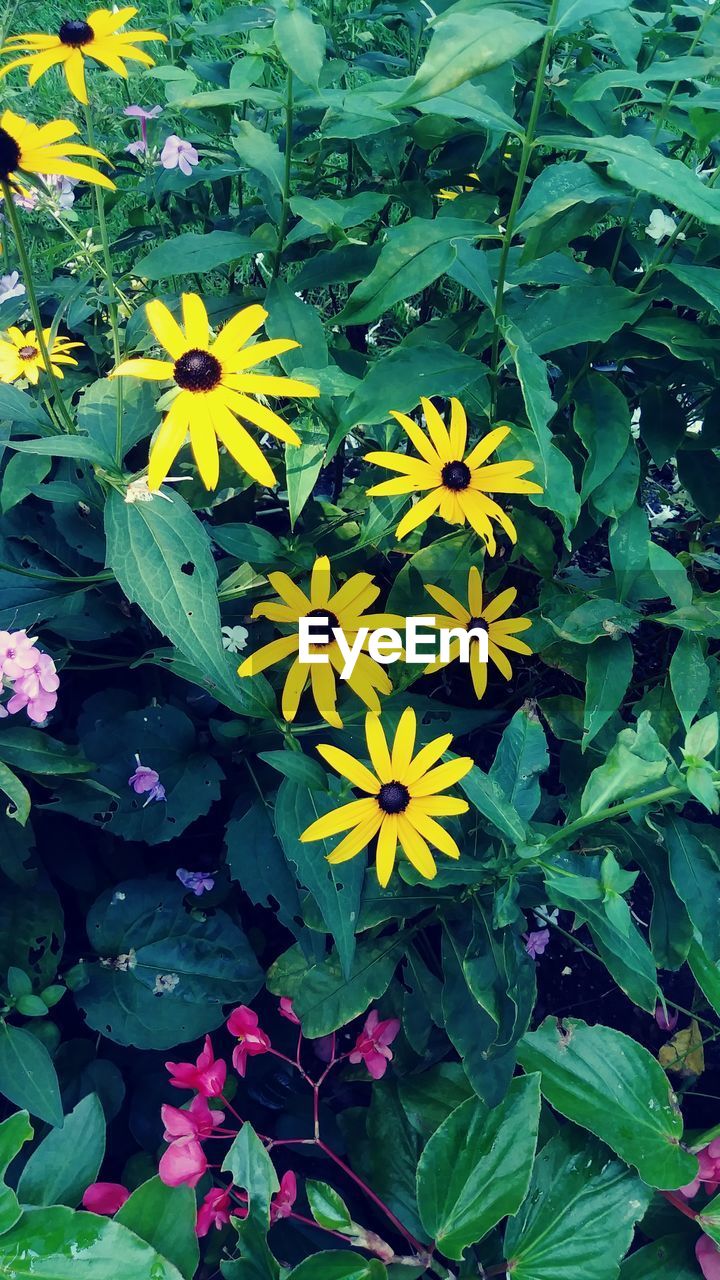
left=544, top=779, right=720, bottom=849
left=272, top=71, right=294, bottom=281
left=1, top=181, right=76, bottom=434
left=316, top=1139, right=425, bottom=1254
left=82, top=104, right=124, bottom=466
left=489, top=0, right=559, bottom=417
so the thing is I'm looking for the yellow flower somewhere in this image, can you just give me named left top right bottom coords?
left=300, top=708, right=473, bottom=886
left=0, top=8, right=166, bottom=106
left=423, top=565, right=532, bottom=701
left=366, top=396, right=543, bottom=554
left=0, top=110, right=114, bottom=191
left=238, top=555, right=403, bottom=728
left=0, top=326, right=83, bottom=385
left=438, top=172, right=480, bottom=200
left=110, top=293, right=318, bottom=491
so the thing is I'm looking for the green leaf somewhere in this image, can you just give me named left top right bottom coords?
left=517, top=1018, right=697, bottom=1188
left=116, top=1178, right=199, bottom=1280
left=579, top=714, right=669, bottom=816
left=77, top=378, right=158, bottom=462
left=343, top=343, right=484, bottom=431
left=399, top=1064, right=473, bottom=1140
left=266, top=936, right=403, bottom=1037
left=17, top=1094, right=105, bottom=1208
left=620, top=1234, right=698, bottom=1279
left=274, top=779, right=364, bottom=979
left=306, top=1181, right=353, bottom=1233
left=459, top=762, right=528, bottom=844
left=274, top=4, right=325, bottom=87
left=222, top=1123, right=279, bottom=1221
left=265, top=278, right=328, bottom=373
left=574, top=374, right=630, bottom=502
left=212, top=523, right=285, bottom=566
left=1, top=453, right=51, bottom=515
left=0, top=1023, right=62, bottom=1127
left=0, top=1111, right=33, bottom=1235
left=511, top=283, right=647, bottom=355
left=258, top=749, right=328, bottom=789
left=583, top=636, right=634, bottom=749
left=664, top=816, right=720, bottom=963
left=286, top=418, right=327, bottom=528
left=504, top=1127, right=651, bottom=1280
left=234, top=121, right=285, bottom=195
left=684, top=711, right=718, bottom=760
left=548, top=877, right=658, bottom=1011
left=136, top=231, right=257, bottom=279
left=288, top=1255, right=386, bottom=1280
left=0, top=729, right=90, bottom=776
left=226, top=798, right=309, bottom=945
left=677, top=449, right=720, bottom=521
left=416, top=1075, right=541, bottom=1260
left=489, top=706, right=549, bottom=822
left=554, top=0, right=630, bottom=32
left=395, top=7, right=544, bottom=105
left=0, top=1206, right=184, bottom=1280
left=516, top=162, right=622, bottom=235
left=670, top=633, right=710, bottom=730
left=0, top=762, right=30, bottom=825
left=689, top=938, right=720, bottom=1019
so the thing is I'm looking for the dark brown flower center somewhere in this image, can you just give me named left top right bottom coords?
left=58, top=19, right=94, bottom=45
left=467, top=616, right=488, bottom=636
left=18, top=345, right=38, bottom=361
left=173, top=348, right=222, bottom=392
left=305, top=608, right=339, bottom=646
left=377, top=781, right=410, bottom=814
left=0, top=126, right=21, bottom=181
left=441, top=460, right=471, bottom=491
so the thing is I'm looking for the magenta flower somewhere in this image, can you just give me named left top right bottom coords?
left=270, top=1171, right=297, bottom=1223
left=166, top=1035, right=227, bottom=1098
left=278, top=997, right=300, bottom=1025
left=197, top=1186, right=233, bottom=1237
left=82, top=1182, right=130, bottom=1215
left=124, top=105, right=163, bottom=121
left=349, top=1010, right=400, bottom=1080
left=176, top=868, right=215, bottom=896
left=161, top=1094, right=224, bottom=1141
left=161, top=135, right=199, bottom=176
left=226, top=1006, right=271, bottom=1076
left=680, top=1143, right=720, bottom=1199
left=128, top=755, right=166, bottom=805
left=697, top=1235, right=720, bottom=1280
left=523, top=929, right=550, bottom=959
left=655, top=1003, right=679, bottom=1032
left=159, top=1134, right=208, bottom=1188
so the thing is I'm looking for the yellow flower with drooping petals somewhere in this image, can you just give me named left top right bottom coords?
left=0, top=326, right=83, bottom=385
left=0, top=8, right=166, bottom=105
left=300, top=708, right=473, bottom=886
left=0, top=110, right=114, bottom=191
left=438, top=172, right=480, bottom=200
left=423, top=565, right=532, bottom=701
left=110, top=293, right=319, bottom=491
left=366, top=397, right=542, bottom=554
left=238, top=556, right=403, bottom=728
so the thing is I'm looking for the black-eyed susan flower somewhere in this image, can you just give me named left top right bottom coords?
left=110, top=294, right=318, bottom=491
left=0, top=110, right=114, bottom=192
left=0, top=326, right=83, bottom=385
left=238, top=555, right=403, bottom=728
left=423, top=565, right=532, bottom=701
left=365, top=396, right=542, bottom=554
left=0, top=8, right=166, bottom=106
left=438, top=172, right=480, bottom=200
left=300, top=708, right=473, bottom=886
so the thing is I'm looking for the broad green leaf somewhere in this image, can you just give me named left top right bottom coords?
left=664, top=262, right=720, bottom=316
left=286, top=419, right=327, bottom=528
left=459, top=762, right=528, bottom=844
left=265, top=278, right=328, bottom=372
left=222, top=1123, right=279, bottom=1221
left=266, top=936, right=403, bottom=1037
left=621, top=828, right=693, bottom=972
left=0, top=384, right=50, bottom=428
left=17, top=1094, right=105, bottom=1208
left=574, top=374, right=630, bottom=502
left=234, top=121, right=285, bottom=195
left=608, top=504, right=649, bottom=602
left=689, top=939, right=720, bottom=1019
left=0, top=1206, right=184, bottom=1280
left=226, top=797, right=310, bottom=947
left=620, top=1234, right=698, bottom=1279
left=548, top=883, right=658, bottom=1011
left=583, top=636, right=634, bottom=748
left=274, top=779, right=364, bottom=980
left=258, top=749, right=328, bottom=789
left=517, top=1018, right=697, bottom=1188
left=489, top=706, right=549, bottom=821
left=0, top=1111, right=33, bottom=1235
left=504, top=1128, right=651, bottom=1280
left=343, top=343, right=484, bottom=431
left=554, top=0, right=630, bottom=31
left=288, top=1254, right=386, bottom=1280
left=0, top=1023, right=62, bottom=1127
left=416, top=1075, right=541, bottom=1259
left=0, top=728, right=90, bottom=776
left=399, top=1064, right=474, bottom=1140
left=136, top=231, right=257, bottom=279
left=289, top=192, right=386, bottom=233
left=117, top=1178, right=199, bottom=1280
left=395, top=7, right=544, bottom=105
left=1, top=453, right=51, bottom=515
left=77, top=378, right=159, bottom=462
left=0, top=761, right=30, bottom=825
left=670, top=633, right=710, bottom=730
left=516, top=162, right=623, bottom=235
left=511, top=283, right=647, bottom=355
left=274, top=5, right=325, bottom=87
left=664, top=816, right=720, bottom=963
left=677, top=448, right=720, bottom=520
left=573, top=56, right=720, bottom=101
left=306, top=1181, right=353, bottom=1232
left=580, top=714, right=669, bottom=816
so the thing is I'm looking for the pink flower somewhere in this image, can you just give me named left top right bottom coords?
left=196, top=1187, right=232, bottom=1237
left=226, top=1006, right=271, bottom=1077
left=82, top=1182, right=130, bottom=1215
left=270, top=1171, right=297, bottom=1223
left=0, top=630, right=38, bottom=680
left=697, top=1235, right=720, bottom=1280
left=124, top=105, right=163, bottom=121
left=655, top=1003, right=679, bottom=1032
left=523, top=929, right=550, bottom=959
left=6, top=649, right=60, bottom=723
left=159, top=1134, right=207, bottom=1187
left=128, top=754, right=166, bottom=805
left=166, top=1035, right=227, bottom=1097
left=279, top=997, right=300, bottom=1025
left=126, top=139, right=148, bottom=158
left=349, top=1010, right=400, bottom=1080
left=162, top=1094, right=224, bottom=1141
left=679, top=1145, right=720, bottom=1199
left=161, top=135, right=199, bottom=176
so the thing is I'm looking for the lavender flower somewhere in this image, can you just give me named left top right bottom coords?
left=176, top=869, right=215, bottom=896
left=161, top=135, right=199, bottom=176
left=128, top=754, right=166, bottom=806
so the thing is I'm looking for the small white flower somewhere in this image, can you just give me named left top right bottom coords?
left=545, top=60, right=569, bottom=86
left=153, top=972, right=179, bottom=994
left=647, top=503, right=676, bottom=527
left=646, top=208, right=685, bottom=244
left=0, top=271, right=25, bottom=303
left=630, top=407, right=641, bottom=439
left=124, top=476, right=186, bottom=503
left=222, top=625, right=249, bottom=654
left=534, top=905, right=559, bottom=928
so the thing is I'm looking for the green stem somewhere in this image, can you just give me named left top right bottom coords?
left=272, top=70, right=294, bottom=281
left=1, top=181, right=76, bottom=434
left=82, top=104, right=124, bottom=466
left=489, top=0, right=559, bottom=418
left=543, top=781, right=720, bottom=849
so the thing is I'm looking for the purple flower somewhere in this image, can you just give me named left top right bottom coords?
left=655, top=1003, right=679, bottom=1032
left=0, top=630, right=39, bottom=680
left=0, top=271, right=25, bottom=303
left=124, top=105, right=163, bottom=121
left=3, top=645, right=59, bottom=724
left=161, top=135, right=199, bottom=177
left=126, top=140, right=148, bottom=159
left=176, top=869, right=215, bottom=896
left=128, top=755, right=166, bottom=806
left=523, top=929, right=550, bottom=959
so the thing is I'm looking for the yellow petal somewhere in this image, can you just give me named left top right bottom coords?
left=465, top=425, right=511, bottom=469
left=448, top=398, right=467, bottom=457
left=425, top=583, right=468, bottom=622
left=470, top=648, right=488, bottom=701
left=407, top=807, right=461, bottom=860
left=391, top=707, right=416, bottom=778
left=488, top=640, right=513, bottom=680
left=281, top=657, right=308, bottom=721
left=236, top=373, right=318, bottom=398
left=316, top=744, right=379, bottom=794
left=300, top=797, right=378, bottom=842
left=182, top=293, right=209, bottom=349
left=420, top=397, right=452, bottom=462
left=212, top=401, right=277, bottom=487
left=326, top=810, right=383, bottom=864
left=311, top=661, right=342, bottom=728
left=146, top=299, right=186, bottom=359
left=483, top=586, right=517, bottom=622
left=365, top=714, right=392, bottom=783
left=413, top=795, right=468, bottom=817
left=395, top=488, right=443, bottom=540
left=375, top=815, right=398, bottom=887
left=237, top=633, right=299, bottom=676
left=147, top=397, right=189, bottom=490
left=111, top=358, right=172, bottom=380
left=467, top=565, right=483, bottom=617
left=390, top=409, right=441, bottom=467
left=212, top=304, right=268, bottom=359
left=397, top=815, right=437, bottom=879
left=220, top=388, right=301, bottom=446
left=310, top=555, right=331, bottom=608
left=64, top=49, right=88, bottom=104
left=410, top=756, right=473, bottom=797
left=404, top=734, right=453, bottom=786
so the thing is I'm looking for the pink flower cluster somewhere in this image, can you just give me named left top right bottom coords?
left=680, top=1140, right=720, bottom=1200
left=698, top=1235, right=720, bottom=1280
left=0, top=630, right=59, bottom=723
